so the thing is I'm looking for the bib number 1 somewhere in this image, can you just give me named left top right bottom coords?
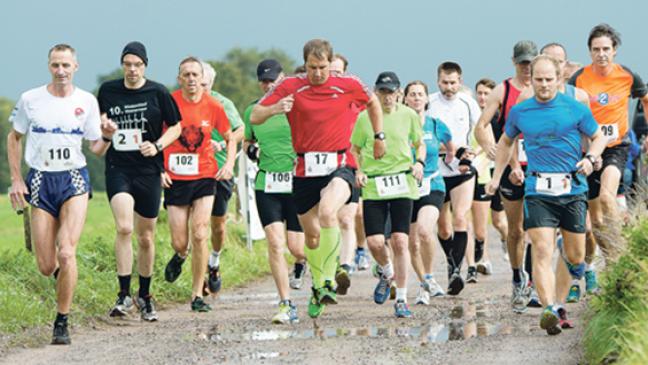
left=535, top=172, right=571, bottom=196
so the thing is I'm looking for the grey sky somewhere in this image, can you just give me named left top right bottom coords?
left=2, top=0, right=646, bottom=102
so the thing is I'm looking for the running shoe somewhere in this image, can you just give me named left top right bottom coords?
left=476, top=261, right=493, bottom=275
left=540, top=305, right=562, bottom=335
left=355, top=249, right=371, bottom=271
left=289, top=262, right=306, bottom=290
left=318, top=280, right=338, bottom=305
left=272, top=300, right=299, bottom=324
left=308, top=287, right=326, bottom=318
left=557, top=306, right=575, bottom=329
left=527, top=283, right=542, bottom=308
left=423, top=277, right=445, bottom=297
left=416, top=285, right=430, bottom=305
left=585, top=270, right=600, bottom=295
left=207, top=265, right=222, bottom=294
left=136, top=295, right=159, bottom=322
left=466, top=267, right=478, bottom=284
left=335, top=266, right=351, bottom=295
left=511, top=278, right=530, bottom=314
left=191, top=297, right=212, bottom=312
left=394, top=300, right=412, bottom=318
left=447, top=270, right=465, bottom=296
left=566, top=284, right=581, bottom=303
left=51, top=320, right=71, bottom=345
left=164, top=253, right=185, bottom=283
left=109, top=293, right=134, bottom=317
left=374, top=275, right=393, bottom=304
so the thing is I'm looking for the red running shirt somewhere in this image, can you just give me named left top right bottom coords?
left=165, top=90, right=230, bottom=180
left=259, top=73, right=372, bottom=176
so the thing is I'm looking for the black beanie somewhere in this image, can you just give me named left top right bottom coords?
left=121, top=41, right=148, bottom=66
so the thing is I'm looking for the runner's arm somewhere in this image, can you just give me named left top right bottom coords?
left=88, top=113, right=118, bottom=156
left=485, top=134, right=516, bottom=195
left=216, top=128, right=236, bottom=180
left=366, top=95, right=385, bottom=159
left=350, top=145, right=366, bottom=187
left=250, top=94, right=294, bottom=125
left=7, top=129, right=27, bottom=210
left=411, top=139, right=426, bottom=181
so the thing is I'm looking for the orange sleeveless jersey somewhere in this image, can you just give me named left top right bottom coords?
left=570, top=64, right=646, bottom=147
left=164, top=90, right=230, bottom=180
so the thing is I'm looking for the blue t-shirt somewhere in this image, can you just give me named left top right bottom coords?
left=505, top=93, right=598, bottom=197
left=420, top=116, right=452, bottom=193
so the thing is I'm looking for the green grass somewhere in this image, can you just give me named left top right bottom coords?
left=584, top=219, right=648, bottom=364
left=0, top=193, right=271, bottom=340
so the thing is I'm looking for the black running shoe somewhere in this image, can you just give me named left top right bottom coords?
left=51, top=321, right=71, bottom=345
left=208, top=265, right=222, bottom=294
left=164, top=253, right=185, bottom=283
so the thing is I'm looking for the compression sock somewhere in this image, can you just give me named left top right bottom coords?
left=319, top=226, right=341, bottom=283
left=512, top=268, right=523, bottom=284
left=138, top=275, right=151, bottom=299
left=525, top=243, right=533, bottom=282
left=118, top=274, right=131, bottom=296
left=474, top=239, right=485, bottom=263
left=438, top=235, right=454, bottom=273
left=451, top=231, right=468, bottom=273
left=305, top=245, right=324, bottom=288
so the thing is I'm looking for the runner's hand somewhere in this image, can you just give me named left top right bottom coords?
left=9, top=179, right=28, bottom=211
left=576, top=158, right=594, bottom=176
left=161, top=172, right=172, bottom=188
left=139, top=141, right=158, bottom=157
left=216, top=163, right=234, bottom=181
left=485, top=180, right=499, bottom=196
left=508, top=167, right=525, bottom=186
left=273, top=94, right=294, bottom=114
left=356, top=172, right=368, bottom=188
left=411, top=162, right=423, bottom=181
left=373, top=139, right=386, bottom=160
left=100, top=113, right=118, bottom=138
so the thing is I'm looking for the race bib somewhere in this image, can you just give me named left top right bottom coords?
left=169, top=153, right=199, bottom=176
left=535, top=172, right=571, bottom=196
left=113, top=129, right=142, bottom=151
left=600, top=124, right=619, bottom=143
left=304, top=152, right=338, bottom=177
left=418, top=176, right=432, bottom=196
left=264, top=172, right=292, bottom=193
left=41, top=145, right=76, bottom=170
left=376, top=173, right=409, bottom=197
left=518, top=139, right=527, bottom=163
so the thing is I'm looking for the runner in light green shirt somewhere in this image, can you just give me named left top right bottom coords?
left=211, top=90, right=243, bottom=168
left=350, top=71, right=425, bottom=319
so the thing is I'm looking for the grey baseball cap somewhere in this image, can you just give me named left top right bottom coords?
left=513, top=40, right=538, bottom=64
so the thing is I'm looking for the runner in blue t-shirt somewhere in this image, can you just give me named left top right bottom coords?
left=486, top=55, right=607, bottom=336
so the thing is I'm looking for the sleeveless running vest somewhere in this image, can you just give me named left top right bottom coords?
left=492, top=78, right=522, bottom=142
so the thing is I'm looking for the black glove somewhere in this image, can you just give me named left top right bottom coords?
left=246, top=144, right=259, bottom=162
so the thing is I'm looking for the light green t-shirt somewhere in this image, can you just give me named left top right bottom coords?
left=350, top=104, right=423, bottom=201
left=211, top=90, right=243, bottom=168
left=243, top=102, right=296, bottom=192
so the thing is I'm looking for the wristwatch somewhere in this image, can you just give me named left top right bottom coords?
left=585, top=154, right=596, bottom=165
left=374, top=131, right=386, bottom=141
left=155, top=141, right=164, bottom=152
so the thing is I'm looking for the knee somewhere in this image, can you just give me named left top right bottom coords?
left=192, top=221, right=210, bottom=244
left=318, top=205, right=338, bottom=227
left=452, top=214, right=468, bottom=230
left=507, top=227, right=524, bottom=244
left=417, top=226, right=433, bottom=246
left=116, top=223, right=133, bottom=237
left=137, top=232, right=155, bottom=249
left=36, top=257, right=57, bottom=276
left=211, top=219, right=226, bottom=235
left=57, top=245, right=76, bottom=269
left=338, top=214, right=354, bottom=231
left=391, top=235, right=408, bottom=254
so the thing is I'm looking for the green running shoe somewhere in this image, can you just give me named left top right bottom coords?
left=566, top=284, right=581, bottom=303
left=308, top=287, right=326, bottom=318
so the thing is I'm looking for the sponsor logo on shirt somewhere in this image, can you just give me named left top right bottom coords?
left=201, top=120, right=210, bottom=127
left=74, top=107, right=85, bottom=119
left=591, top=92, right=622, bottom=106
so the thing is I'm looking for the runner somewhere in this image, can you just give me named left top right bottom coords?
left=98, top=41, right=182, bottom=321
left=200, top=62, right=245, bottom=294
left=162, top=57, right=235, bottom=312
left=351, top=71, right=425, bottom=317
left=475, top=40, right=538, bottom=313
left=427, top=62, right=481, bottom=295
left=569, top=23, right=648, bottom=263
left=243, top=59, right=306, bottom=323
left=251, top=39, right=384, bottom=318
left=474, top=78, right=508, bottom=272
left=486, top=55, right=606, bottom=335
left=328, top=53, right=358, bottom=293
left=517, top=43, right=594, bottom=313
left=403, top=80, right=453, bottom=304
left=7, top=44, right=113, bottom=344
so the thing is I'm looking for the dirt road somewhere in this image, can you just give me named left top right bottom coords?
left=1, top=228, right=586, bottom=364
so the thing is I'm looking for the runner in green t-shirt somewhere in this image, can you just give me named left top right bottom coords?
left=350, top=71, right=425, bottom=318
left=242, top=59, right=306, bottom=324
left=200, top=62, right=245, bottom=295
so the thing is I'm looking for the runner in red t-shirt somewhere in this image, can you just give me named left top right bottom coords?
left=162, top=57, right=236, bottom=313
left=251, top=39, right=385, bottom=318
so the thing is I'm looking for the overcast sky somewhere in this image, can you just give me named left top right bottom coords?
left=2, top=0, right=646, bottom=102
